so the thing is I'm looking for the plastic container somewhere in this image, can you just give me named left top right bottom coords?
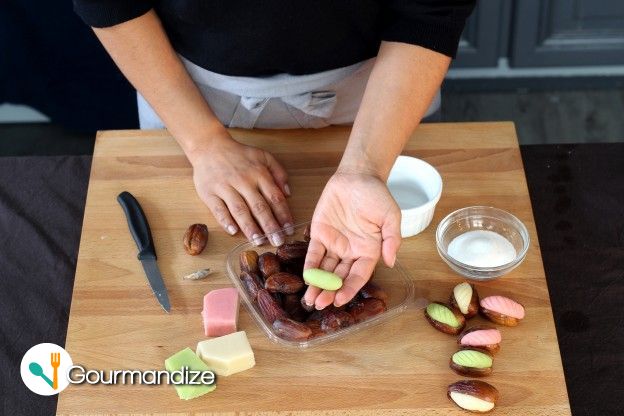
left=436, top=206, right=530, bottom=281
left=225, top=222, right=418, bottom=349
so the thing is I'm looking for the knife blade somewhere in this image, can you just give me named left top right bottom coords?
left=117, top=191, right=171, bottom=313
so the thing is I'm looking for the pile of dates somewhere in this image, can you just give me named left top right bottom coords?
left=239, top=240, right=388, bottom=342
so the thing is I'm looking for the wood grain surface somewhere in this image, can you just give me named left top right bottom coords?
left=57, top=122, right=570, bottom=415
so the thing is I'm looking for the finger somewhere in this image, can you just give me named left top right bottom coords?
left=303, top=285, right=322, bottom=308
left=319, top=252, right=340, bottom=273
left=314, top=259, right=352, bottom=309
left=303, top=239, right=326, bottom=271
left=334, top=257, right=377, bottom=307
left=202, top=195, right=238, bottom=235
left=258, top=175, right=294, bottom=235
left=333, top=259, right=354, bottom=280
left=381, top=211, right=402, bottom=267
left=314, top=289, right=336, bottom=310
left=264, top=152, right=290, bottom=196
left=240, top=188, right=283, bottom=246
left=221, top=187, right=265, bottom=245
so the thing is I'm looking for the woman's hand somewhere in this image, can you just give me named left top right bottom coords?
left=92, top=11, right=293, bottom=244
left=189, top=130, right=294, bottom=246
left=302, top=171, right=401, bottom=309
left=300, top=42, right=449, bottom=309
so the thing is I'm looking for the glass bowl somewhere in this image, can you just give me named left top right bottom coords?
left=435, top=206, right=530, bottom=280
left=225, top=222, right=417, bottom=349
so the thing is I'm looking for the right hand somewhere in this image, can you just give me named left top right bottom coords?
left=189, top=130, right=294, bottom=246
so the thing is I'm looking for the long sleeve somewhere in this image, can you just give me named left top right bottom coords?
left=71, top=1, right=476, bottom=76
left=73, top=0, right=153, bottom=28
left=380, top=0, right=476, bottom=58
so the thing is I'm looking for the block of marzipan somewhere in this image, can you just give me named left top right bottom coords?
left=196, top=331, right=255, bottom=376
left=164, top=347, right=216, bottom=400
left=202, top=287, right=239, bottom=337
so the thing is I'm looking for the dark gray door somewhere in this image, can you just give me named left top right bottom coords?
left=453, top=1, right=509, bottom=68
left=511, top=0, right=624, bottom=67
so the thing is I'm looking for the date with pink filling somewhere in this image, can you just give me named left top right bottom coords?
left=480, top=295, right=525, bottom=326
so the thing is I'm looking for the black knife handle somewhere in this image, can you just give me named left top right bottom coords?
left=117, top=191, right=156, bottom=261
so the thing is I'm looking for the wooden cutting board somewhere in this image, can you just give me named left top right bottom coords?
left=57, top=122, right=570, bottom=415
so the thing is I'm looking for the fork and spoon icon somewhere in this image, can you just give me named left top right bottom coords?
left=29, top=352, right=61, bottom=389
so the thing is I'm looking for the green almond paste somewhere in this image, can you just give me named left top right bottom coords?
left=426, top=303, right=460, bottom=327
left=303, top=268, right=343, bottom=291
left=164, top=347, right=216, bottom=400
left=452, top=350, right=493, bottom=369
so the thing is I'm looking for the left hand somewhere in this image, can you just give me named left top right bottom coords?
left=302, top=171, right=402, bottom=309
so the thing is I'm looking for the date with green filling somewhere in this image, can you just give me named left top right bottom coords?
left=424, top=302, right=466, bottom=335
left=450, top=348, right=493, bottom=377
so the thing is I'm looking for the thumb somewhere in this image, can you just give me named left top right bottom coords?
left=381, top=210, right=402, bottom=268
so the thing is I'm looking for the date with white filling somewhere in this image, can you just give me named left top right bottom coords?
left=448, top=380, right=499, bottom=413
left=450, top=282, right=479, bottom=318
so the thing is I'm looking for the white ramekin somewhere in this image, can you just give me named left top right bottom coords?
left=387, top=156, right=443, bottom=238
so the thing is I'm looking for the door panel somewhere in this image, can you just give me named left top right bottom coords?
left=512, top=0, right=624, bottom=67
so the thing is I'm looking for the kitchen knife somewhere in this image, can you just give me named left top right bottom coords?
left=117, top=191, right=171, bottom=313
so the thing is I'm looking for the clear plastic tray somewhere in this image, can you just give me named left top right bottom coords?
left=225, top=222, right=418, bottom=349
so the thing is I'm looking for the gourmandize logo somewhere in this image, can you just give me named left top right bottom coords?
left=20, top=343, right=73, bottom=396
left=20, top=343, right=216, bottom=395
left=29, top=352, right=61, bottom=390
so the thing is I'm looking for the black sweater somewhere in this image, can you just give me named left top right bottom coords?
left=73, top=0, right=475, bottom=77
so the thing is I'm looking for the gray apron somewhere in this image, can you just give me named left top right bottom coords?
left=138, top=56, right=441, bottom=129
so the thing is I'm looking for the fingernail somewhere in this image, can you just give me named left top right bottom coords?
left=283, top=222, right=294, bottom=236
left=251, top=234, right=265, bottom=246
left=284, top=184, right=291, bottom=196
left=227, top=225, right=237, bottom=235
left=391, top=255, right=397, bottom=268
left=270, top=232, right=284, bottom=247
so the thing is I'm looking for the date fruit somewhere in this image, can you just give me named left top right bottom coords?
left=183, top=223, right=208, bottom=255
left=283, top=260, right=304, bottom=277
left=240, top=271, right=264, bottom=300
left=283, top=294, right=308, bottom=322
left=424, top=302, right=466, bottom=335
left=239, top=250, right=259, bottom=274
left=305, top=319, right=326, bottom=338
left=273, top=318, right=313, bottom=341
left=306, top=304, right=346, bottom=321
left=450, top=282, right=479, bottom=319
left=448, top=380, right=499, bottom=413
left=457, top=326, right=501, bottom=354
left=480, top=295, right=525, bottom=326
left=348, top=298, right=387, bottom=323
left=360, top=281, right=389, bottom=303
left=450, top=348, right=493, bottom=377
left=271, top=292, right=284, bottom=307
left=320, top=309, right=355, bottom=332
left=256, top=289, right=288, bottom=323
left=258, top=252, right=281, bottom=280
left=276, top=241, right=309, bottom=263
left=306, top=309, right=324, bottom=324
left=264, top=272, right=305, bottom=294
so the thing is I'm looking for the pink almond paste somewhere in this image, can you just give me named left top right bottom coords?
left=460, top=329, right=502, bottom=346
left=480, top=295, right=525, bottom=319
